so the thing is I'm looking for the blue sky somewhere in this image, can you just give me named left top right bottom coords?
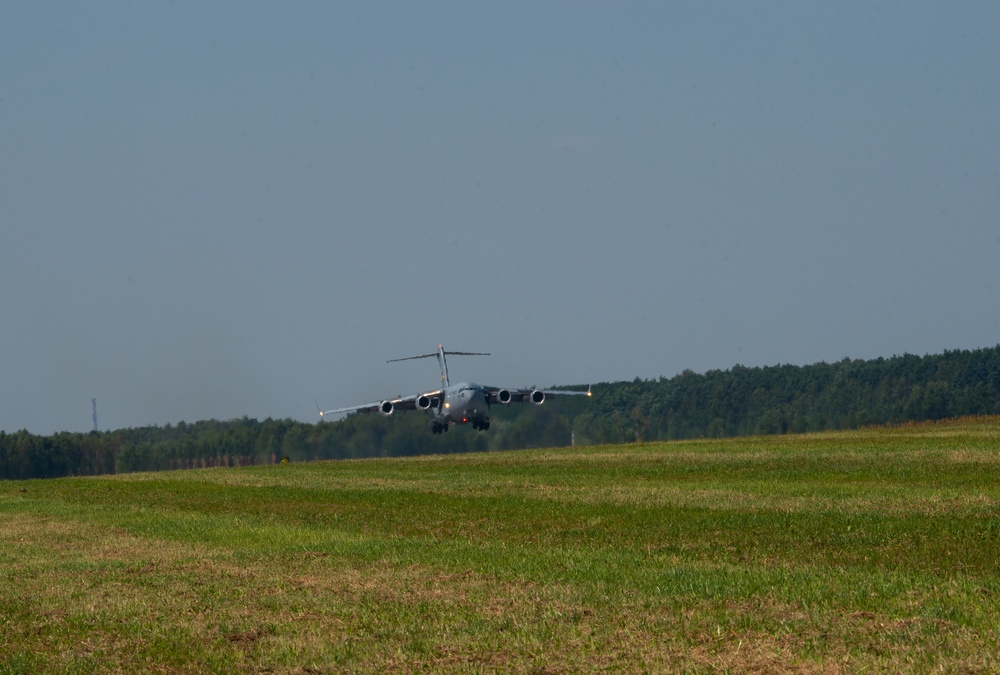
left=3, top=2, right=998, bottom=434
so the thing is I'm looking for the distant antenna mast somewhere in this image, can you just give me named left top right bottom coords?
left=92, top=398, right=98, bottom=432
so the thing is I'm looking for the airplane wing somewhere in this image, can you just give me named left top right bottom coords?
left=319, top=389, right=444, bottom=418
left=483, top=385, right=591, bottom=406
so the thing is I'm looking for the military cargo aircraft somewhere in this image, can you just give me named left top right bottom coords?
left=318, top=344, right=591, bottom=434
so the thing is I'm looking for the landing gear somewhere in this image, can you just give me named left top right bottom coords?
left=472, top=418, right=491, bottom=431
left=431, top=422, right=449, bottom=434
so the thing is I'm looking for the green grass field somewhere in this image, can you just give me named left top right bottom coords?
left=3, top=418, right=1000, bottom=672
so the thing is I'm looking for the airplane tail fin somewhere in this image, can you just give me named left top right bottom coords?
left=387, top=344, right=490, bottom=386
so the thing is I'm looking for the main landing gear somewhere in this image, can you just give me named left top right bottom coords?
left=432, top=418, right=491, bottom=433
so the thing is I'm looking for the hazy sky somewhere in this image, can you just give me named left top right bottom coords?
left=3, top=2, right=999, bottom=434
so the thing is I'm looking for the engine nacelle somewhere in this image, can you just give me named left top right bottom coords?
left=378, top=400, right=394, bottom=416
left=416, top=394, right=433, bottom=411
left=530, top=389, right=545, bottom=405
left=496, top=389, right=512, bottom=405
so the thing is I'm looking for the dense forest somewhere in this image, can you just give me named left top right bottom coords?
left=4, top=344, right=1000, bottom=480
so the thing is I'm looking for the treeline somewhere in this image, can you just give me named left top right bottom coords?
left=3, top=345, right=1000, bottom=480
left=580, top=345, right=1000, bottom=443
left=0, top=404, right=581, bottom=480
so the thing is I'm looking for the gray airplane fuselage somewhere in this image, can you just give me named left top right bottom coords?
left=435, top=381, right=489, bottom=427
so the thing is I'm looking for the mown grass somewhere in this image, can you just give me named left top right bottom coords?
left=2, top=418, right=1000, bottom=672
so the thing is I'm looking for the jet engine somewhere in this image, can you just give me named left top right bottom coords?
left=530, top=389, right=545, bottom=405
left=496, top=389, right=512, bottom=405
left=378, top=400, right=394, bottom=416
left=416, top=394, right=433, bottom=411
